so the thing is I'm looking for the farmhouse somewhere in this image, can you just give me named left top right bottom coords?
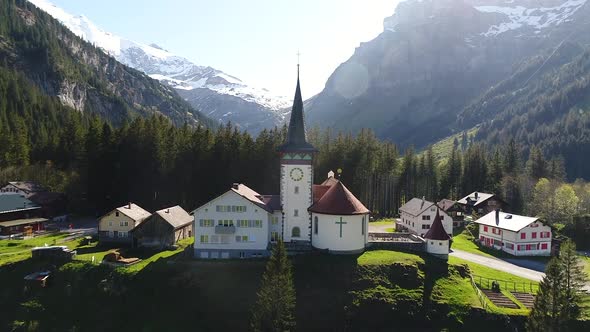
left=0, top=181, right=46, bottom=198
left=457, top=191, right=506, bottom=217
left=192, top=71, right=370, bottom=258
left=474, top=210, right=552, bottom=256
left=398, top=197, right=453, bottom=238
left=437, top=198, right=464, bottom=227
left=98, top=203, right=151, bottom=244
left=132, top=206, right=192, bottom=248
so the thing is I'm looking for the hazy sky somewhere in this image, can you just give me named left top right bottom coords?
left=48, top=0, right=400, bottom=98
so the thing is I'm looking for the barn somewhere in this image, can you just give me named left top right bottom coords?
left=132, top=206, right=192, bottom=248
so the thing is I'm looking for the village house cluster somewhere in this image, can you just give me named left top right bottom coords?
left=1, top=74, right=553, bottom=259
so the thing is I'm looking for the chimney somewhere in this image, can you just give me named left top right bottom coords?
left=474, top=192, right=479, bottom=200
left=495, top=208, right=500, bottom=225
left=166, top=208, right=170, bottom=214
left=128, top=202, right=131, bottom=209
left=232, top=183, right=240, bottom=190
left=328, top=170, right=335, bottom=179
left=421, top=196, right=425, bottom=208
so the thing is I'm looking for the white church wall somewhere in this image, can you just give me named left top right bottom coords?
left=281, top=163, right=313, bottom=242
left=193, top=191, right=270, bottom=252
left=311, top=213, right=367, bottom=253
left=426, top=239, right=449, bottom=255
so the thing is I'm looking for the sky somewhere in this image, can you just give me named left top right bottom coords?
left=48, top=0, right=400, bottom=98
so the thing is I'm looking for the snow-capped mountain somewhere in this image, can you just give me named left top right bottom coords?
left=307, top=0, right=590, bottom=147
left=28, top=0, right=290, bottom=133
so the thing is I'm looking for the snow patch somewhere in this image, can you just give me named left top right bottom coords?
left=475, top=0, right=587, bottom=36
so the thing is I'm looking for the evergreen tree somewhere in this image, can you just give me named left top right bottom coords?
left=527, top=145, right=547, bottom=180
left=559, top=240, right=587, bottom=323
left=504, top=138, right=520, bottom=175
left=527, top=258, right=566, bottom=332
left=251, top=240, right=296, bottom=332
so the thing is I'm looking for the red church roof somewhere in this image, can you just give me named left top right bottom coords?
left=308, top=180, right=369, bottom=215
left=312, top=185, right=331, bottom=203
left=424, top=209, right=450, bottom=241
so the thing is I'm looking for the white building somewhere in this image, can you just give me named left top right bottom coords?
left=475, top=210, right=552, bottom=256
left=192, top=72, right=370, bottom=258
left=398, top=198, right=453, bottom=238
left=0, top=181, right=46, bottom=198
left=424, top=209, right=450, bottom=258
left=98, top=203, right=151, bottom=244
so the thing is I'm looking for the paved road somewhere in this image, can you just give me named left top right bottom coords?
left=450, top=249, right=545, bottom=281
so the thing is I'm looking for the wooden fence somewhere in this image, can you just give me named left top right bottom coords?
left=468, top=272, right=488, bottom=310
left=474, top=274, right=539, bottom=293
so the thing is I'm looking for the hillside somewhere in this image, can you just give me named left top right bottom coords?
left=28, top=0, right=290, bottom=134
left=0, top=247, right=546, bottom=331
left=0, top=0, right=213, bottom=127
left=306, top=0, right=590, bottom=151
left=459, top=45, right=590, bottom=180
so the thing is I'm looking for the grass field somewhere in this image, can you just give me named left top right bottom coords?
left=581, top=256, right=590, bottom=278
left=423, top=127, right=479, bottom=162
left=0, top=233, right=80, bottom=265
left=451, top=232, right=494, bottom=258
left=357, top=250, right=424, bottom=266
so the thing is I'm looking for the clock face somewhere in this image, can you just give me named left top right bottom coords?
left=290, top=167, right=304, bottom=181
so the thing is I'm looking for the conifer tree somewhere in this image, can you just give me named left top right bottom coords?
left=527, top=258, right=566, bottom=332
left=251, top=240, right=296, bottom=332
left=558, top=240, right=587, bottom=322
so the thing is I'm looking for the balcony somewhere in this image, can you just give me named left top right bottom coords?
left=215, top=225, right=236, bottom=234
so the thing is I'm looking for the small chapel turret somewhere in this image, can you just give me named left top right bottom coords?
left=278, top=68, right=317, bottom=243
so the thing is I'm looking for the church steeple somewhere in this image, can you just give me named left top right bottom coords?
left=278, top=67, right=317, bottom=153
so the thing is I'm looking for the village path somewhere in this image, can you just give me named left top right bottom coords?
left=450, top=249, right=545, bottom=282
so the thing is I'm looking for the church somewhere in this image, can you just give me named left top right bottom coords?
left=192, top=71, right=370, bottom=259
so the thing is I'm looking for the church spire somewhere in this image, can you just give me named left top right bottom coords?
left=278, top=64, right=317, bottom=153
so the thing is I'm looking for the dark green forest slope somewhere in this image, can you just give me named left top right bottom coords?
left=459, top=44, right=590, bottom=180
left=0, top=0, right=213, bottom=127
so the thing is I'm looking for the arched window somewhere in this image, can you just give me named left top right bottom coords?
left=361, top=216, right=365, bottom=235
left=292, top=227, right=301, bottom=238
left=314, top=217, right=318, bottom=234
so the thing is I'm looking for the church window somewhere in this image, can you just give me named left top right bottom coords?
left=361, top=217, right=365, bottom=235
left=292, top=227, right=301, bottom=238
left=294, top=209, right=299, bottom=217
left=314, top=217, right=318, bottom=234
left=294, top=186, right=299, bottom=194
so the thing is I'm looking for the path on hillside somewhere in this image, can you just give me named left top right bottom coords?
left=450, top=249, right=545, bottom=281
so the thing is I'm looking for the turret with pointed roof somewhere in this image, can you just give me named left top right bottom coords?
left=277, top=69, right=317, bottom=153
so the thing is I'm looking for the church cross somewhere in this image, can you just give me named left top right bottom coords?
left=335, top=217, right=347, bottom=238
left=296, top=50, right=301, bottom=74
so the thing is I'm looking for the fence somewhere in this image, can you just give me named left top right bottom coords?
left=473, top=274, right=539, bottom=293
left=468, top=272, right=488, bottom=310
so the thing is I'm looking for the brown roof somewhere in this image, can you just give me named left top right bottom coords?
left=437, top=199, right=458, bottom=212
left=312, top=185, right=331, bottom=203
left=321, top=176, right=339, bottom=187
left=424, top=209, right=450, bottom=241
left=308, top=180, right=369, bottom=215
left=7, top=181, right=46, bottom=193
left=399, top=197, right=436, bottom=216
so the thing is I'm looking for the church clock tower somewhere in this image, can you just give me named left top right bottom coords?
left=278, top=69, right=317, bottom=243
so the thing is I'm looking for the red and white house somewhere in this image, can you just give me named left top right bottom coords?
left=474, top=210, right=552, bottom=256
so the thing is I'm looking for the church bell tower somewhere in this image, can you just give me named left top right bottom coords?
left=278, top=67, right=317, bottom=243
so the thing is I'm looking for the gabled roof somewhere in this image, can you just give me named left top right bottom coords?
left=113, top=203, right=151, bottom=222
left=399, top=197, right=436, bottom=216
left=308, top=180, right=369, bottom=215
left=457, top=192, right=500, bottom=207
left=473, top=210, right=540, bottom=232
left=153, top=206, right=192, bottom=229
left=0, top=195, right=41, bottom=214
left=437, top=199, right=460, bottom=212
left=231, top=184, right=274, bottom=213
left=424, top=209, right=450, bottom=241
left=6, top=181, right=46, bottom=193
left=0, top=218, right=48, bottom=228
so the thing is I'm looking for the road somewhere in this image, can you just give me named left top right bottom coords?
left=450, top=249, right=545, bottom=282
